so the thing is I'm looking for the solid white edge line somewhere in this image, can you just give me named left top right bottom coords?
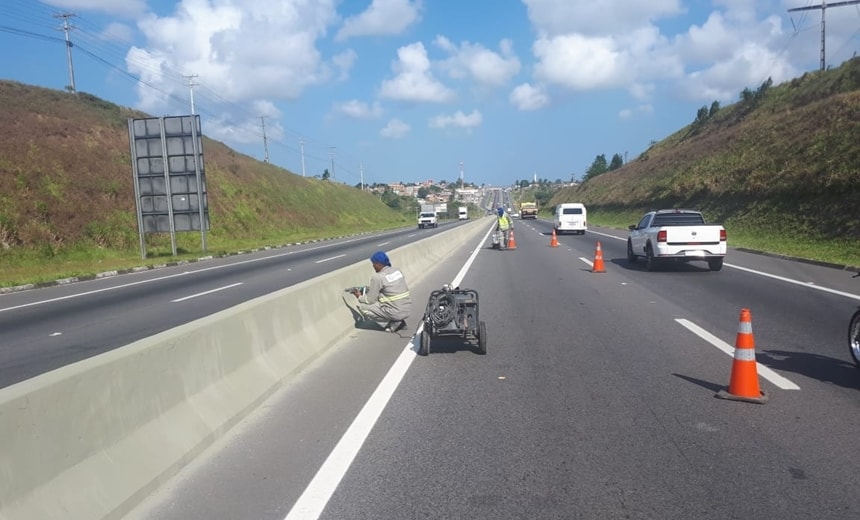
left=284, top=226, right=491, bottom=520
left=675, top=318, right=800, bottom=390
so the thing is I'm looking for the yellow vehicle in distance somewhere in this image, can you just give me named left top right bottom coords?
left=519, top=202, right=538, bottom=219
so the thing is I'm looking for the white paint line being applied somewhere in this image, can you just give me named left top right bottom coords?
left=675, top=318, right=800, bottom=390
left=170, top=283, right=243, bottom=303
left=284, top=229, right=488, bottom=520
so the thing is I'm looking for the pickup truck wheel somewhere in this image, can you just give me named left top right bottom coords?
left=627, top=240, right=637, bottom=264
left=708, top=258, right=724, bottom=271
left=645, top=244, right=658, bottom=271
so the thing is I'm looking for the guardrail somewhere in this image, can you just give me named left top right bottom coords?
left=0, top=218, right=490, bottom=520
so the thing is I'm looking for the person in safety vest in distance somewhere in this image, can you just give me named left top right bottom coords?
left=496, top=207, right=513, bottom=249
left=352, top=251, right=412, bottom=333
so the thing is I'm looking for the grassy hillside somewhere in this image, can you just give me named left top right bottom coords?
left=548, top=57, right=860, bottom=268
left=0, top=81, right=411, bottom=288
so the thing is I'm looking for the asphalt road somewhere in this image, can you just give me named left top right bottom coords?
left=125, top=218, right=860, bottom=520
left=0, top=222, right=459, bottom=388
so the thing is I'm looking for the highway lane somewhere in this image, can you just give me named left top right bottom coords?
left=129, top=219, right=860, bottom=519
left=0, top=222, right=466, bottom=388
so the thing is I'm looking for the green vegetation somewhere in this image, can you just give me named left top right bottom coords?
left=3, top=57, right=860, bottom=288
left=0, top=80, right=412, bottom=288
left=547, top=57, right=860, bottom=269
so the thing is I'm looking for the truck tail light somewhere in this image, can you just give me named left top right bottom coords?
left=657, top=230, right=667, bottom=242
left=720, top=229, right=727, bottom=242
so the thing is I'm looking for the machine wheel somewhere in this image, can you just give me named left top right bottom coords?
left=849, top=310, right=860, bottom=368
left=645, top=244, right=658, bottom=271
left=627, top=240, right=637, bottom=264
left=420, top=328, right=431, bottom=356
left=477, top=321, right=487, bottom=355
left=708, top=258, right=724, bottom=271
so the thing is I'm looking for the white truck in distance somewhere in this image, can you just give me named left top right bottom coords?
left=627, top=209, right=726, bottom=271
left=458, top=206, right=468, bottom=220
left=418, top=211, right=438, bottom=228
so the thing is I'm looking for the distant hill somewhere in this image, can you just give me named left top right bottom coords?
left=0, top=80, right=408, bottom=256
left=550, top=57, right=860, bottom=241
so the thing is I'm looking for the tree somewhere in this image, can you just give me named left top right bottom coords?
left=321, top=168, right=330, bottom=181
left=694, top=105, right=709, bottom=125
left=709, top=100, right=720, bottom=117
left=417, top=186, right=429, bottom=199
left=609, top=153, right=624, bottom=171
left=583, top=154, right=608, bottom=181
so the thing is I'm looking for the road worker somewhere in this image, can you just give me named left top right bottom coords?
left=352, top=251, right=412, bottom=333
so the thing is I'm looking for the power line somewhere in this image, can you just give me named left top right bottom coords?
left=788, top=0, right=860, bottom=70
left=52, top=12, right=76, bottom=92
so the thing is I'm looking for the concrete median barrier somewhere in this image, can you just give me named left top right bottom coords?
left=0, top=219, right=491, bottom=520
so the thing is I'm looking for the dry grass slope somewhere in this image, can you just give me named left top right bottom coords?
left=550, top=58, right=860, bottom=248
left=0, top=81, right=410, bottom=286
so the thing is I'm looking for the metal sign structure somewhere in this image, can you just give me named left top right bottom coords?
left=128, top=115, right=209, bottom=259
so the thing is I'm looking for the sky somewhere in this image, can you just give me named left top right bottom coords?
left=0, top=1, right=858, bottom=188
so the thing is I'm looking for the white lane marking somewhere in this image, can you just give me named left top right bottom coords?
left=170, top=283, right=243, bottom=303
left=315, top=255, right=346, bottom=264
left=675, top=318, right=800, bottom=390
left=284, top=229, right=488, bottom=520
left=576, top=229, right=860, bottom=301
left=726, top=264, right=860, bottom=301
left=0, top=231, right=412, bottom=313
left=376, top=241, right=391, bottom=247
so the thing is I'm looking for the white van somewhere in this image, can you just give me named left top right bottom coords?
left=458, top=206, right=468, bottom=220
left=555, top=203, right=587, bottom=235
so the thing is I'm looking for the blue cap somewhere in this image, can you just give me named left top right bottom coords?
left=370, top=251, right=391, bottom=266
left=497, top=207, right=504, bottom=216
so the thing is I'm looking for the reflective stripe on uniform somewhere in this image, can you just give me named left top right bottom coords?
left=379, top=291, right=410, bottom=303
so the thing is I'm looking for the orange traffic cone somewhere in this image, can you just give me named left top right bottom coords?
left=550, top=228, right=559, bottom=247
left=507, top=229, right=517, bottom=250
left=716, top=308, right=768, bottom=404
left=591, top=241, right=606, bottom=272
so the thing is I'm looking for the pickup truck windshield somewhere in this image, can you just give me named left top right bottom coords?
left=651, top=213, right=706, bottom=226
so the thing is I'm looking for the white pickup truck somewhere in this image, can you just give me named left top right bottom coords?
left=627, top=209, right=726, bottom=271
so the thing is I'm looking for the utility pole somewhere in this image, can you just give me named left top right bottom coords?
left=183, top=74, right=199, bottom=114
left=360, top=162, right=365, bottom=191
left=260, top=116, right=269, bottom=163
left=788, top=0, right=860, bottom=71
left=329, top=147, right=336, bottom=181
left=53, top=13, right=77, bottom=92
left=300, top=138, right=306, bottom=177
left=459, top=161, right=464, bottom=188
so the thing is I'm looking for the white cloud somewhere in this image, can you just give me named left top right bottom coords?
left=619, top=104, right=653, bottom=119
left=100, top=22, right=135, bottom=43
left=429, top=109, right=482, bottom=131
left=335, top=99, right=383, bottom=119
left=509, top=83, right=549, bottom=110
left=434, top=36, right=521, bottom=87
left=522, top=0, right=683, bottom=38
left=380, top=118, right=410, bottom=138
left=127, top=0, right=338, bottom=114
left=332, top=49, right=358, bottom=81
left=336, top=0, right=422, bottom=41
left=533, top=34, right=629, bottom=90
left=682, top=42, right=798, bottom=102
left=379, top=42, right=455, bottom=103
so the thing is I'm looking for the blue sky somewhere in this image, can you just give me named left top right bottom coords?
left=1, top=1, right=858, bottom=188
